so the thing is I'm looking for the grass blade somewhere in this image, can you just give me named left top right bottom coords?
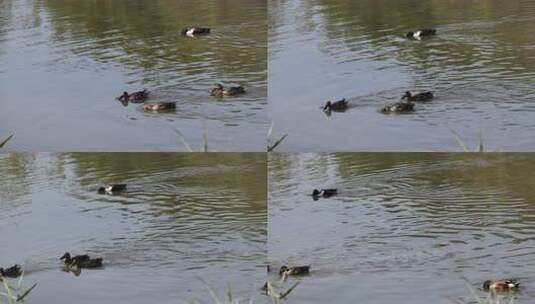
left=478, top=128, right=485, bottom=152
left=448, top=128, right=470, bottom=152
left=202, top=124, right=208, bottom=152
left=172, top=127, right=193, bottom=152
left=267, top=134, right=287, bottom=152
left=279, top=281, right=300, bottom=299
left=16, top=282, right=37, bottom=302
left=227, top=280, right=232, bottom=303
left=0, top=134, right=13, bottom=148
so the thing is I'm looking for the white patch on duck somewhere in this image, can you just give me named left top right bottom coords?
left=186, top=28, right=196, bottom=37
left=413, top=30, right=422, bottom=40
left=104, top=186, right=114, bottom=194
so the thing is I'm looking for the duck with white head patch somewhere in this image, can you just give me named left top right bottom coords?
left=181, top=27, right=211, bottom=37
left=406, top=28, right=436, bottom=40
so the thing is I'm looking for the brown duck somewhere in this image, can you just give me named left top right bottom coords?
left=61, top=253, right=103, bottom=269
left=0, top=265, right=22, bottom=278
left=279, top=265, right=310, bottom=279
left=142, top=102, right=176, bottom=112
left=211, top=84, right=246, bottom=97
left=381, top=101, right=415, bottom=114
left=402, top=91, right=433, bottom=102
left=483, top=279, right=520, bottom=292
left=117, top=90, right=148, bottom=104
left=323, top=99, right=348, bottom=113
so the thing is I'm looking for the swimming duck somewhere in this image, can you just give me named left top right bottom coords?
left=323, top=99, right=348, bottom=112
left=406, top=28, right=436, bottom=40
left=181, top=27, right=211, bottom=37
left=97, top=184, right=127, bottom=194
left=117, top=90, right=148, bottom=103
left=279, top=265, right=310, bottom=279
left=381, top=101, right=415, bottom=114
left=142, top=102, right=176, bottom=112
left=483, top=279, right=520, bottom=292
left=312, top=189, right=338, bottom=199
left=60, top=253, right=103, bottom=269
left=0, top=265, right=22, bottom=278
left=402, top=91, right=433, bottom=102
left=210, top=84, right=246, bottom=97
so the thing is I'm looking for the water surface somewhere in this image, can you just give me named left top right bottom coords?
left=269, top=153, right=535, bottom=303
left=0, top=0, right=267, bottom=151
left=269, top=0, right=535, bottom=151
left=0, top=153, right=267, bottom=303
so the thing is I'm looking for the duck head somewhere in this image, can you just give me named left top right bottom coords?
left=312, top=189, right=321, bottom=196
left=323, top=101, right=332, bottom=112
left=402, top=91, right=412, bottom=100
left=406, top=32, right=414, bottom=38
left=279, top=266, right=289, bottom=276
left=483, top=280, right=491, bottom=290
left=97, top=187, right=106, bottom=194
left=60, top=252, right=71, bottom=261
left=117, top=91, right=129, bottom=101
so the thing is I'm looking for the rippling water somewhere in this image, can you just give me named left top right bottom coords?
left=269, top=0, right=535, bottom=151
left=269, top=153, right=535, bottom=303
left=0, top=0, right=267, bottom=151
left=0, top=153, right=266, bottom=303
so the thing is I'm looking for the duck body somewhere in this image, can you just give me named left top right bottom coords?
left=182, top=27, right=211, bottom=37
left=142, top=102, right=176, bottom=112
left=211, top=84, right=246, bottom=97
left=61, top=253, right=102, bottom=269
left=0, top=265, right=22, bottom=278
left=483, top=279, right=520, bottom=292
left=98, top=184, right=127, bottom=194
left=381, top=101, right=415, bottom=114
left=406, top=28, right=436, bottom=40
left=402, top=91, right=433, bottom=102
left=312, top=188, right=338, bottom=199
left=117, top=90, right=148, bottom=103
left=279, top=265, right=310, bottom=277
left=323, top=99, right=348, bottom=112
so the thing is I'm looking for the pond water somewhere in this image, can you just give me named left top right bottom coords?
left=269, top=153, right=535, bottom=303
left=269, top=0, right=535, bottom=151
left=0, top=0, right=267, bottom=151
left=0, top=153, right=267, bottom=303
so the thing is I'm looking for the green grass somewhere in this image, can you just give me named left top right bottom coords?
left=188, top=277, right=299, bottom=304
left=0, top=272, right=37, bottom=304
left=265, top=279, right=300, bottom=303
left=449, top=128, right=488, bottom=152
left=173, top=125, right=209, bottom=152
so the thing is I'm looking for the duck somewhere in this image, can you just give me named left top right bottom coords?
left=402, top=91, right=433, bottom=102
left=97, top=184, right=127, bottom=194
left=116, top=90, right=148, bottom=103
left=483, top=279, right=520, bottom=292
left=181, top=27, right=211, bottom=37
left=142, top=102, right=176, bottom=112
left=210, top=84, right=246, bottom=97
left=406, top=28, right=436, bottom=40
left=381, top=101, right=415, bottom=114
left=0, top=265, right=22, bottom=278
left=312, top=189, right=338, bottom=199
left=323, top=99, right=348, bottom=112
left=279, top=265, right=310, bottom=279
left=60, top=253, right=103, bottom=269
